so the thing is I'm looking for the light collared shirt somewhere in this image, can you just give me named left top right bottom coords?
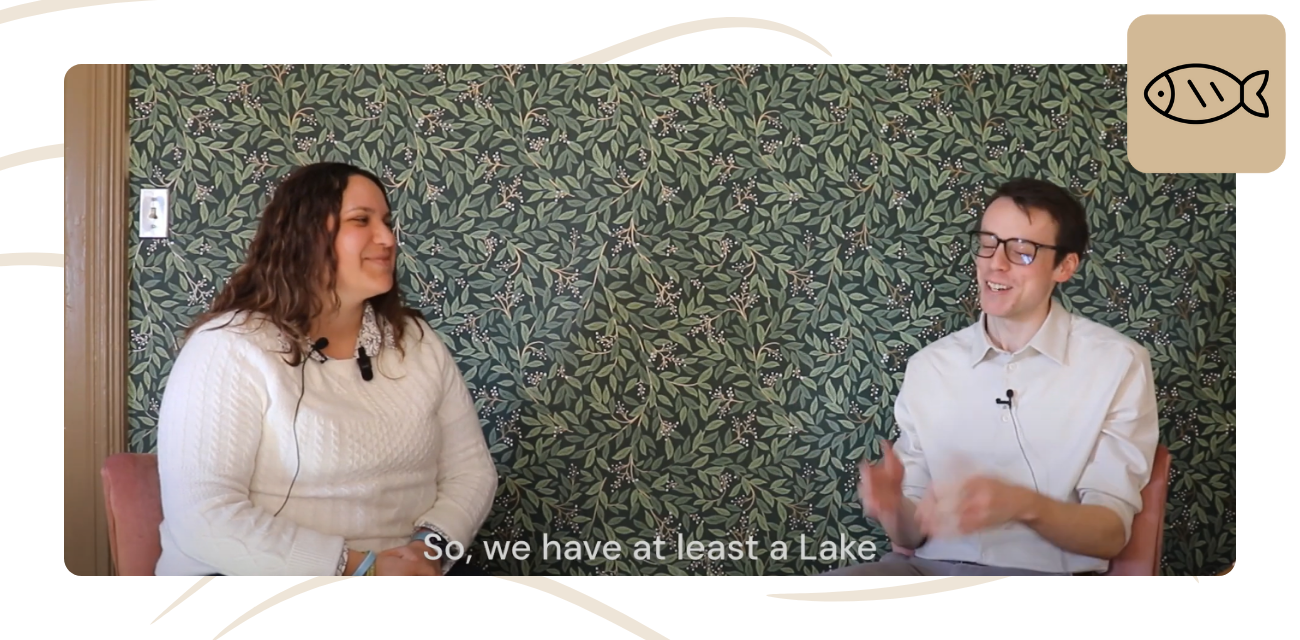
left=892, top=298, right=1159, bottom=573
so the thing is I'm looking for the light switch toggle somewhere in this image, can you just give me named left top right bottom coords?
left=139, top=188, right=169, bottom=238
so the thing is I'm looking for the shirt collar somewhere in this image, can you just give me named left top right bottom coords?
left=1028, top=299, right=1071, bottom=366
left=304, top=301, right=393, bottom=363
left=969, top=298, right=1071, bottom=367
left=970, top=317, right=997, bottom=367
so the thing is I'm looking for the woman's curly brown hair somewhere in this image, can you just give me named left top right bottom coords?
left=186, top=162, right=423, bottom=365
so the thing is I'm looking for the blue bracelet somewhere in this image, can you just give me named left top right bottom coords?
left=352, top=550, right=376, bottom=576
left=411, top=527, right=445, bottom=543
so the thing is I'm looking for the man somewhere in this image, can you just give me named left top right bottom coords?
left=825, top=177, right=1158, bottom=576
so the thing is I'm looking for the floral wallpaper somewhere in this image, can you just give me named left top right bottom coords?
left=127, top=64, right=1235, bottom=575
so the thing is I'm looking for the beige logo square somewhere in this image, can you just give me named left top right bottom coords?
left=1128, top=15, right=1285, bottom=173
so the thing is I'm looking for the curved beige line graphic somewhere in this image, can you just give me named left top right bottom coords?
left=0, top=0, right=149, bottom=26
left=152, top=576, right=214, bottom=624
left=568, top=17, right=831, bottom=63
left=499, top=577, right=671, bottom=640
left=1, top=146, right=66, bottom=268
left=152, top=574, right=998, bottom=638
left=212, top=577, right=344, bottom=640
left=768, top=576, right=1005, bottom=601
left=0, top=253, right=63, bottom=267
left=0, top=144, right=62, bottom=173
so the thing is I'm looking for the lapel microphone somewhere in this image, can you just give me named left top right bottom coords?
left=357, top=346, right=374, bottom=381
left=991, top=385, right=1058, bottom=572
left=994, top=389, right=1014, bottom=406
left=309, top=336, right=374, bottom=382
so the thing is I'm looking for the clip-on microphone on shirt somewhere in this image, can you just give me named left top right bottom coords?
left=995, top=389, right=1014, bottom=406
left=995, top=387, right=1071, bottom=575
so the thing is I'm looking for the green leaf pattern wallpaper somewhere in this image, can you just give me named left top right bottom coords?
left=127, top=64, right=1234, bottom=575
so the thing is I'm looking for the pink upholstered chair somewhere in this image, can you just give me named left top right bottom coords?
left=891, top=444, right=1172, bottom=575
left=1102, top=444, right=1171, bottom=575
left=101, top=453, right=163, bottom=576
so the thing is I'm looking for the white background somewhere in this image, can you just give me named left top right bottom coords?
left=0, top=1, right=1277, bottom=637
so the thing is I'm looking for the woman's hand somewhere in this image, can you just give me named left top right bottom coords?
left=375, top=542, right=443, bottom=576
left=405, top=540, right=445, bottom=576
left=343, top=549, right=369, bottom=575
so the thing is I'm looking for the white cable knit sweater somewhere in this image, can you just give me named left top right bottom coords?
left=154, top=305, right=498, bottom=576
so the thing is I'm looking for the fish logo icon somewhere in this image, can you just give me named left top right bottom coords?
left=1144, top=64, right=1269, bottom=124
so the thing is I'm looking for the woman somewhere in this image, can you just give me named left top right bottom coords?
left=155, top=162, right=497, bottom=576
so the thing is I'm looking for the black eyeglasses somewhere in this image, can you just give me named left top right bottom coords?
left=969, top=231, right=1059, bottom=266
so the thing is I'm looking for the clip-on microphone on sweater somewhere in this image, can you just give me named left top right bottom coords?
left=274, top=337, right=329, bottom=518
left=357, top=346, right=374, bottom=382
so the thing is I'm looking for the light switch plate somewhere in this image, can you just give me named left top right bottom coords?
left=139, top=188, right=169, bottom=238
